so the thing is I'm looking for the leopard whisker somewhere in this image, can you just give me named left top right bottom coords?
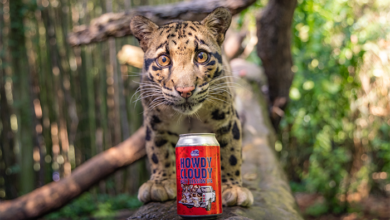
left=209, top=89, right=231, bottom=95
left=210, top=81, right=241, bottom=87
left=140, top=83, right=161, bottom=88
left=149, top=101, right=168, bottom=111
left=194, top=111, right=201, bottom=121
left=134, top=81, right=161, bottom=88
left=176, top=113, right=184, bottom=125
left=210, top=75, right=238, bottom=83
left=209, top=86, right=236, bottom=92
left=147, top=100, right=165, bottom=112
left=139, top=89, right=163, bottom=95
left=138, top=95, right=164, bottom=111
left=209, top=85, right=239, bottom=90
left=148, top=97, right=165, bottom=107
left=209, top=91, right=230, bottom=96
left=132, top=89, right=162, bottom=103
left=134, top=94, right=162, bottom=103
left=209, top=82, right=239, bottom=89
left=209, top=84, right=234, bottom=90
left=207, top=95, right=229, bottom=104
left=209, top=93, right=232, bottom=99
left=139, top=86, right=162, bottom=90
left=138, top=88, right=163, bottom=93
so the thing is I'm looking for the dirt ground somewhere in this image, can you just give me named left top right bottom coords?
left=294, top=193, right=390, bottom=220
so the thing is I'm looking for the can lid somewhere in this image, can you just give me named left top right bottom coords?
left=179, top=133, right=215, bottom=137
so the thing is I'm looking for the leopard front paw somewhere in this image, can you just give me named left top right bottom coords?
left=138, top=179, right=176, bottom=203
left=222, top=184, right=254, bottom=207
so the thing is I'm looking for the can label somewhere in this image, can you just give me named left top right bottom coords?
left=176, top=145, right=222, bottom=216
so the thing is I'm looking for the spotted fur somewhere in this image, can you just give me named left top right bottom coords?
left=131, top=7, right=253, bottom=207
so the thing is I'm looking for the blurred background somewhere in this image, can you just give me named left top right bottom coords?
left=0, top=0, right=389, bottom=219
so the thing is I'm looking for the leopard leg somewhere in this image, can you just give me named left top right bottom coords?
left=215, top=114, right=254, bottom=207
left=137, top=116, right=178, bottom=203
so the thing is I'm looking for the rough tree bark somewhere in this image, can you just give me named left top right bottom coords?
left=257, top=0, right=297, bottom=130
left=67, top=0, right=256, bottom=46
left=0, top=127, right=146, bottom=220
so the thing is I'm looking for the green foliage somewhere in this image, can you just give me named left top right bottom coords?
left=372, top=124, right=390, bottom=173
left=279, top=0, right=390, bottom=213
left=44, top=193, right=142, bottom=219
left=305, top=203, right=329, bottom=217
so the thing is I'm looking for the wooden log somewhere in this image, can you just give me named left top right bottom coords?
left=0, top=127, right=146, bottom=220
left=117, top=45, right=144, bottom=69
left=128, top=79, right=302, bottom=219
left=224, top=31, right=247, bottom=60
left=256, top=0, right=297, bottom=129
left=67, top=0, right=256, bottom=46
left=230, top=58, right=266, bottom=83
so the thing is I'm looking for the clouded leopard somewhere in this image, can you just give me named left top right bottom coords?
left=130, top=7, right=253, bottom=207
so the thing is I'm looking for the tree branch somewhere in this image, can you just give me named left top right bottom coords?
left=0, top=127, right=146, bottom=220
left=67, top=0, right=256, bottom=46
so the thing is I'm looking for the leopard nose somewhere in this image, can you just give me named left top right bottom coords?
left=176, top=86, right=195, bottom=98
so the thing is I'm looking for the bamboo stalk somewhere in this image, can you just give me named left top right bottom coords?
left=10, top=0, right=35, bottom=194
left=0, top=1, right=18, bottom=199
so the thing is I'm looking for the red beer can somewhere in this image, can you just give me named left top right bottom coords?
left=175, top=133, right=222, bottom=219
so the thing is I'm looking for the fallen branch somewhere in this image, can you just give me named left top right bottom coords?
left=67, top=0, right=256, bottom=46
left=0, top=127, right=146, bottom=220
left=117, top=45, right=144, bottom=69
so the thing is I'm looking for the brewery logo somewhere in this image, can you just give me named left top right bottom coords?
left=191, top=149, right=199, bottom=157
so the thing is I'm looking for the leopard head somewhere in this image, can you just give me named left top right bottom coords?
left=130, top=7, right=232, bottom=115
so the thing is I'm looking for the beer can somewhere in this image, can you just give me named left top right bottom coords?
left=175, top=133, right=222, bottom=219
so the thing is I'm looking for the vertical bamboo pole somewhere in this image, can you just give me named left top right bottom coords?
left=82, top=0, right=97, bottom=161
left=24, top=10, right=45, bottom=187
left=105, top=0, right=124, bottom=194
left=55, top=0, right=79, bottom=176
left=35, top=7, right=52, bottom=185
left=0, top=0, right=18, bottom=199
left=9, top=0, right=35, bottom=195
left=97, top=39, right=109, bottom=193
left=41, top=5, right=65, bottom=180
left=124, top=0, right=152, bottom=195
left=60, top=0, right=78, bottom=171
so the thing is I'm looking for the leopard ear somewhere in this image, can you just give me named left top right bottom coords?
left=201, top=7, right=232, bottom=45
left=130, top=16, right=159, bottom=52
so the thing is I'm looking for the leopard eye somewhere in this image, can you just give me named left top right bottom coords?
left=157, top=55, right=171, bottom=67
left=196, top=51, right=209, bottom=64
